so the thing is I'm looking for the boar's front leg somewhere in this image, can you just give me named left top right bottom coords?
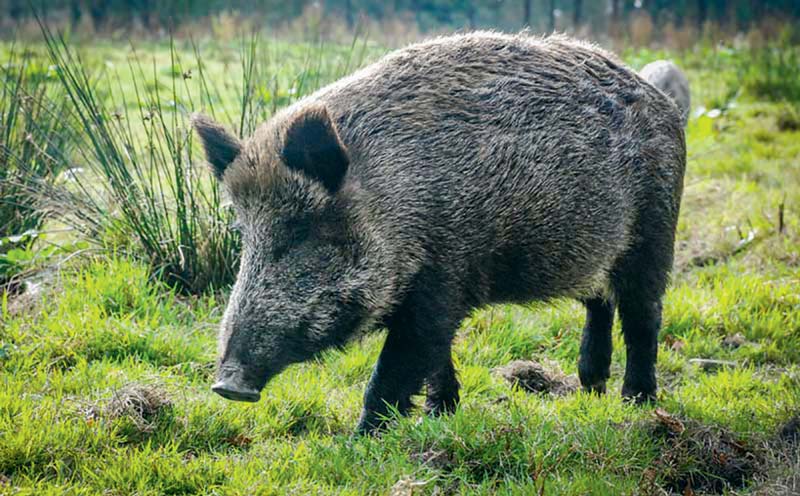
left=578, top=298, right=615, bottom=394
left=356, top=286, right=460, bottom=434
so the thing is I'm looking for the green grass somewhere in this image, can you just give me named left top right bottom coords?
left=1, top=36, right=799, bottom=495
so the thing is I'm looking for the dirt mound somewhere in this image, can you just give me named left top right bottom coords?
left=643, top=409, right=762, bottom=494
left=493, top=360, right=578, bottom=396
left=105, top=383, right=172, bottom=433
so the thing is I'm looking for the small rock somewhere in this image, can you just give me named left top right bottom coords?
left=688, top=358, right=738, bottom=372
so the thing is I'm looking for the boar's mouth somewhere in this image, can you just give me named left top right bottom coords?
left=212, top=365, right=263, bottom=403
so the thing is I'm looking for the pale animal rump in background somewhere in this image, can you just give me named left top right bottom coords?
left=640, top=60, right=691, bottom=126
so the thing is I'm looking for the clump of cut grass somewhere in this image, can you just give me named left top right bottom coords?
left=493, top=359, right=578, bottom=396
left=105, top=382, right=173, bottom=435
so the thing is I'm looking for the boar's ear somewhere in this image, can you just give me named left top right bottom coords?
left=282, top=105, right=349, bottom=194
left=191, top=113, right=242, bottom=180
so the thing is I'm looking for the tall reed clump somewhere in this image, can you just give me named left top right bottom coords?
left=38, top=26, right=372, bottom=294
left=0, top=46, right=74, bottom=287
left=38, top=31, right=240, bottom=294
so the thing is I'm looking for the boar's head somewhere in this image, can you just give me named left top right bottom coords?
left=193, top=105, right=370, bottom=402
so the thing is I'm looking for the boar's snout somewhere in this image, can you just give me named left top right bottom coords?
left=212, top=364, right=261, bottom=403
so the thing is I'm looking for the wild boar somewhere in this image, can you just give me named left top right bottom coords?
left=193, top=32, right=686, bottom=433
left=640, top=60, right=691, bottom=126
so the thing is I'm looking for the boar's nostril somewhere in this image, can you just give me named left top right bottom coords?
left=212, top=381, right=261, bottom=402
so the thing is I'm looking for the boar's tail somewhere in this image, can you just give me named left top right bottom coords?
left=639, top=60, right=691, bottom=127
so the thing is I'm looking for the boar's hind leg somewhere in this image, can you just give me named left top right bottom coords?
left=356, top=287, right=459, bottom=434
left=617, top=295, right=662, bottom=403
left=578, top=298, right=615, bottom=394
left=612, top=225, right=673, bottom=403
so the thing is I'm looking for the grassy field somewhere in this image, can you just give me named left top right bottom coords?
left=1, top=33, right=799, bottom=495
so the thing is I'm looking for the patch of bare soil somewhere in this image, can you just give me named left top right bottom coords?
left=642, top=409, right=762, bottom=495
left=105, top=383, right=172, bottom=434
left=493, top=359, right=579, bottom=396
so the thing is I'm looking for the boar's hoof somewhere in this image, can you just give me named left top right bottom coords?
left=582, top=381, right=607, bottom=395
left=212, top=381, right=261, bottom=402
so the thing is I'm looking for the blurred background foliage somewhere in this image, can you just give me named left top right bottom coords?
left=2, top=1, right=799, bottom=46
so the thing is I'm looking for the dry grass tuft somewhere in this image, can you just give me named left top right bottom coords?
left=105, top=383, right=173, bottom=434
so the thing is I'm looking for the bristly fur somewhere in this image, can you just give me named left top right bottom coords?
left=196, top=31, right=687, bottom=433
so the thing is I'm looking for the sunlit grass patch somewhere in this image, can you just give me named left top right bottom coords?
left=667, top=367, right=800, bottom=435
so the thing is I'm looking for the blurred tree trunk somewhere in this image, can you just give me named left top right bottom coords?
left=89, top=0, right=109, bottom=29
left=611, top=0, right=619, bottom=20
left=750, top=0, right=763, bottom=24
left=140, top=0, right=152, bottom=30
left=573, top=0, right=582, bottom=28
left=9, top=0, right=24, bottom=21
left=344, top=0, right=354, bottom=29
left=623, top=0, right=635, bottom=20
left=523, top=0, right=532, bottom=27
left=69, top=0, right=82, bottom=26
left=467, top=2, right=477, bottom=29
left=490, top=0, right=503, bottom=26
left=610, top=0, right=620, bottom=30
left=549, top=0, right=556, bottom=31
left=697, top=0, right=707, bottom=29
